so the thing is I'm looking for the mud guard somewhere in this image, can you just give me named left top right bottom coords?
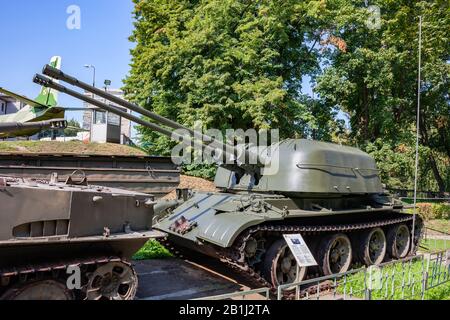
left=196, top=212, right=267, bottom=248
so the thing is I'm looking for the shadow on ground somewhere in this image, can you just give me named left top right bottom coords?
left=134, top=252, right=256, bottom=300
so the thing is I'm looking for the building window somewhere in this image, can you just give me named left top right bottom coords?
left=93, top=110, right=106, bottom=124
left=0, top=102, right=4, bottom=113
left=107, top=112, right=120, bottom=126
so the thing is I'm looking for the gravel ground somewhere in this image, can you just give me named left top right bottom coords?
left=163, top=175, right=217, bottom=199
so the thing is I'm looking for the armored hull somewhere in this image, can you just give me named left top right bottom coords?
left=0, top=175, right=164, bottom=300
left=154, top=139, right=423, bottom=289
left=155, top=190, right=422, bottom=289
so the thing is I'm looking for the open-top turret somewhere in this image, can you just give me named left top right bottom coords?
left=35, top=66, right=382, bottom=197
left=215, top=138, right=383, bottom=195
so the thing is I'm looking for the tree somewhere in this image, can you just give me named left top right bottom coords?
left=314, top=0, right=449, bottom=192
left=125, top=0, right=449, bottom=190
left=64, top=119, right=81, bottom=137
left=124, top=0, right=337, bottom=156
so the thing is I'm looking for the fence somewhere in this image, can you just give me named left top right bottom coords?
left=387, top=188, right=449, bottom=201
left=420, top=227, right=449, bottom=253
left=277, top=250, right=449, bottom=300
left=194, top=251, right=449, bottom=300
left=195, top=233, right=450, bottom=301
left=193, top=287, right=270, bottom=300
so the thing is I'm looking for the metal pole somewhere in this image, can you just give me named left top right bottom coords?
left=92, top=66, right=96, bottom=88
left=84, top=65, right=96, bottom=87
left=411, top=16, right=422, bottom=253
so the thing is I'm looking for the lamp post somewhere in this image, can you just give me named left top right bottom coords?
left=84, top=64, right=96, bottom=87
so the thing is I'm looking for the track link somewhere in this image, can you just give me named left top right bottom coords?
left=0, top=256, right=133, bottom=300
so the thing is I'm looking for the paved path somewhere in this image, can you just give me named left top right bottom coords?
left=135, top=259, right=239, bottom=300
left=134, top=255, right=267, bottom=300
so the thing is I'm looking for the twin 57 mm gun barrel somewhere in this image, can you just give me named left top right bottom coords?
left=34, top=65, right=261, bottom=177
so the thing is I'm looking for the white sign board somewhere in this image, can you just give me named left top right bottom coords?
left=283, top=234, right=317, bottom=267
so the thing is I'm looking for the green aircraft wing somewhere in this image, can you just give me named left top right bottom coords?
left=0, top=87, right=48, bottom=109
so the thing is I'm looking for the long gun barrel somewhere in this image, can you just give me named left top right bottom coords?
left=0, top=119, right=67, bottom=134
left=35, top=66, right=262, bottom=175
left=41, top=64, right=256, bottom=164
left=42, top=65, right=192, bottom=134
left=33, top=74, right=252, bottom=173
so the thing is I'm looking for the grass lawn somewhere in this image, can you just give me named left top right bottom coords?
left=420, top=239, right=449, bottom=252
left=426, top=219, right=450, bottom=234
left=336, top=259, right=449, bottom=300
left=0, top=141, right=147, bottom=156
left=133, top=240, right=173, bottom=260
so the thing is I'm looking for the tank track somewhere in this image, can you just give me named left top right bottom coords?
left=0, top=256, right=132, bottom=300
left=160, top=214, right=422, bottom=299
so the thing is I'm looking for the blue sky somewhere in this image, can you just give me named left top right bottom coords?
left=0, top=0, right=135, bottom=123
left=0, top=1, right=338, bottom=132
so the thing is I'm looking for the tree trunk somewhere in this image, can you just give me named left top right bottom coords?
left=428, top=152, right=446, bottom=193
left=362, top=84, right=369, bottom=140
left=420, top=115, right=446, bottom=193
left=438, top=128, right=450, bottom=159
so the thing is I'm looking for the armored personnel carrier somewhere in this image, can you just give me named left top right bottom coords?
left=0, top=119, right=164, bottom=300
left=35, top=66, right=423, bottom=290
left=0, top=172, right=163, bottom=300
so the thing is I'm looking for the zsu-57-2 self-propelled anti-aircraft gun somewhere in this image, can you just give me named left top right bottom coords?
left=35, top=66, right=423, bottom=291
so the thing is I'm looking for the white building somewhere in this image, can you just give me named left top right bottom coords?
left=82, top=88, right=133, bottom=144
left=0, top=94, right=25, bottom=116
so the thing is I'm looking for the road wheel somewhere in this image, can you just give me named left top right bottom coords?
left=358, top=228, right=386, bottom=266
left=0, top=279, right=74, bottom=300
left=262, top=239, right=307, bottom=288
left=387, top=224, right=410, bottom=259
left=318, top=233, right=352, bottom=275
left=85, top=262, right=138, bottom=300
left=411, top=217, right=424, bottom=255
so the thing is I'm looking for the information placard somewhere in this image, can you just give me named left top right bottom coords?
left=283, top=234, right=317, bottom=267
